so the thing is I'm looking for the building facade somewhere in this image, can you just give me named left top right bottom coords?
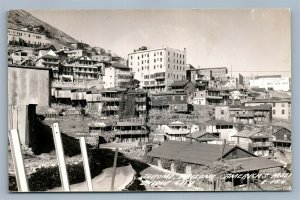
left=103, top=63, right=133, bottom=88
left=36, top=53, right=60, bottom=81
left=244, top=98, right=291, bottom=120
left=128, top=47, right=187, bottom=92
left=249, top=76, right=290, bottom=91
left=150, top=92, right=191, bottom=113
left=64, top=56, right=103, bottom=81
left=8, top=28, right=50, bottom=46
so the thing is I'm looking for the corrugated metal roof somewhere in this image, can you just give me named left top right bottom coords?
left=233, top=130, right=272, bottom=138
left=116, top=122, right=146, bottom=127
left=170, top=80, right=189, bottom=87
left=205, top=119, right=234, bottom=126
left=147, top=141, right=236, bottom=165
left=227, top=157, right=283, bottom=173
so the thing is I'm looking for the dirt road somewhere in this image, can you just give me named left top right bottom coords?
left=49, top=164, right=135, bottom=192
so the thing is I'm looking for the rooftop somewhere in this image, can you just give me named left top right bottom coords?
left=205, top=119, right=234, bottom=126
left=246, top=97, right=291, bottom=103
left=170, top=80, right=189, bottom=87
left=227, top=157, right=284, bottom=173
left=151, top=91, right=187, bottom=96
left=147, top=141, right=237, bottom=165
left=110, top=62, right=129, bottom=69
left=233, top=129, right=272, bottom=138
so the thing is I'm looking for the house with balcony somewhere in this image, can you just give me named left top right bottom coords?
left=65, top=56, right=102, bottom=81
left=205, top=119, right=239, bottom=144
left=229, top=105, right=272, bottom=124
left=232, top=129, right=274, bottom=157
left=192, top=89, right=229, bottom=105
left=150, top=92, right=192, bottom=113
left=70, top=88, right=88, bottom=107
left=271, top=126, right=291, bottom=150
left=86, top=89, right=102, bottom=113
left=88, top=121, right=149, bottom=143
left=125, top=89, right=148, bottom=118
left=244, top=97, right=291, bottom=120
left=36, top=52, right=60, bottom=81
left=168, top=80, right=196, bottom=94
left=103, top=62, right=133, bottom=88
left=101, top=88, right=126, bottom=117
left=229, top=88, right=254, bottom=104
left=215, top=105, right=272, bottom=124
left=52, top=87, right=72, bottom=104
left=158, top=121, right=200, bottom=142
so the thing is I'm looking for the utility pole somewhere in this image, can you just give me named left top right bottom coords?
left=110, top=148, right=119, bottom=191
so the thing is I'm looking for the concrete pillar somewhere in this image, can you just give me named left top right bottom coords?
left=185, top=164, right=192, bottom=174
left=157, top=159, right=162, bottom=168
left=8, top=105, right=32, bottom=146
left=171, top=161, right=175, bottom=172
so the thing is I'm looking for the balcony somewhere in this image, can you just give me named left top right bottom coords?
left=157, top=81, right=166, bottom=85
left=207, top=95, right=222, bottom=100
left=251, top=142, right=273, bottom=147
left=154, top=72, right=165, bottom=80
left=254, top=112, right=267, bottom=116
left=101, top=97, right=121, bottom=102
left=136, top=106, right=147, bottom=111
left=102, top=106, right=119, bottom=111
left=135, top=97, right=146, bottom=102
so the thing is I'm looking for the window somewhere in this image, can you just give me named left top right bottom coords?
left=281, top=103, right=285, bottom=107
left=154, top=59, right=156, bottom=63
left=181, top=96, right=184, bottom=100
left=138, top=56, right=139, bottom=60
left=282, top=110, right=285, bottom=115
left=160, top=52, right=162, bottom=56
left=273, top=110, right=276, bottom=115
left=221, top=110, right=224, bottom=115
left=168, top=64, right=170, bottom=68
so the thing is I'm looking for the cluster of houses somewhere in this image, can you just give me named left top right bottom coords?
left=8, top=27, right=292, bottom=188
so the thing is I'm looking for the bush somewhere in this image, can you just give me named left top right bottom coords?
left=9, top=162, right=90, bottom=191
left=174, top=160, right=188, bottom=174
left=161, top=158, right=172, bottom=170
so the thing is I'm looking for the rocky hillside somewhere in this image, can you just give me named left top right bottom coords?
left=8, top=10, right=79, bottom=49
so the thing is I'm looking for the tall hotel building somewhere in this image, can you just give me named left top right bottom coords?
left=128, top=47, right=187, bottom=92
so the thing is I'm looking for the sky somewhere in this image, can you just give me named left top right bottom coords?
left=28, top=9, right=291, bottom=77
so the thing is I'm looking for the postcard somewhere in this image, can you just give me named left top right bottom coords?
left=8, top=9, right=291, bottom=192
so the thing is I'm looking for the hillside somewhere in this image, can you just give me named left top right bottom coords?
left=8, top=10, right=79, bottom=49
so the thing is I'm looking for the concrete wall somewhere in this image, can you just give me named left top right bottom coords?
left=215, top=106, right=230, bottom=121
left=8, top=66, right=51, bottom=106
left=8, top=66, right=51, bottom=145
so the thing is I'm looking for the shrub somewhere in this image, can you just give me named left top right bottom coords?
left=161, top=158, right=172, bottom=170
left=174, top=160, right=188, bottom=174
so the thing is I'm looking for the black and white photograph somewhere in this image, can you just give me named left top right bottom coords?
left=7, top=9, right=292, bottom=192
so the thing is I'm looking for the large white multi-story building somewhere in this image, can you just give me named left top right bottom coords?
left=128, top=47, right=187, bottom=92
left=103, top=63, right=133, bottom=88
left=249, top=75, right=290, bottom=91
left=8, top=28, right=50, bottom=46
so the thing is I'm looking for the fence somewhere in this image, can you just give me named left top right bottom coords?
left=8, top=123, right=119, bottom=192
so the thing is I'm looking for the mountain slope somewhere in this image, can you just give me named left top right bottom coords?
left=8, top=10, right=79, bottom=49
